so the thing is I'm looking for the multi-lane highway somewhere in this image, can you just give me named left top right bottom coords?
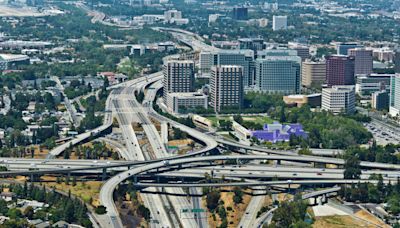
left=3, top=26, right=399, bottom=228
left=99, top=72, right=174, bottom=228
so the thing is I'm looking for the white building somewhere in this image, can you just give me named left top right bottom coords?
left=232, top=120, right=251, bottom=140
left=272, top=15, right=287, bottom=31
left=209, top=14, right=220, bottom=23
left=0, top=53, right=30, bottom=70
left=164, top=10, right=182, bottom=21
left=166, top=92, right=208, bottom=114
left=130, top=44, right=146, bottom=56
left=322, top=86, right=355, bottom=114
left=258, top=18, right=268, bottom=27
left=157, top=42, right=176, bottom=52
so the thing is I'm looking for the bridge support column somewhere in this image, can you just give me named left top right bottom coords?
left=322, top=194, right=327, bottom=204
left=30, top=174, right=35, bottom=182
left=102, top=168, right=107, bottom=181
left=134, top=176, right=137, bottom=183
left=156, top=176, right=160, bottom=183
left=236, top=158, right=240, bottom=165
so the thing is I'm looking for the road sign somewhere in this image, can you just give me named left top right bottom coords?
left=191, top=208, right=205, bottom=213
left=180, top=208, right=205, bottom=213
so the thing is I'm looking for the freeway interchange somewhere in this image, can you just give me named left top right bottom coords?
left=2, top=30, right=400, bottom=228
left=2, top=72, right=400, bottom=228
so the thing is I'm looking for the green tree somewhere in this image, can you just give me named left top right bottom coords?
left=23, top=206, right=34, bottom=219
left=206, top=190, right=220, bottom=212
left=343, top=155, right=361, bottom=179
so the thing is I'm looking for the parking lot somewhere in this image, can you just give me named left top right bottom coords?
left=364, top=121, right=400, bottom=146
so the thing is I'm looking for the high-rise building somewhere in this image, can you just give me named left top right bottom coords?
left=199, top=50, right=254, bottom=88
left=322, top=86, right=355, bottom=114
left=336, top=43, right=363, bottom=55
left=394, top=49, right=400, bottom=73
left=255, top=55, right=301, bottom=94
left=302, top=61, right=326, bottom=88
left=326, top=55, right=355, bottom=86
left=371, top=90, right=389, bottom=111
left=232, top=7, right=248, bottom=20
left=210, top=65, right=243, bottom=113
left=348, top=48, right=373, bottom=75
left=272, top=16, right=287, bottom=31
left=163, top=60, right=195, bottom=102
left=389, top=74, right=400, bottom=116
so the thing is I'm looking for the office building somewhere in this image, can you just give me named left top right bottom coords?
left=0, top=54, right=30, bottom=70
left=164, top=10, right=182, bottom=21
left=289, top=43, right=310, bottom=61
left=238, top=38, right=265, bottom=52
left=232, top=7, right=248, bottom=20
left=336, top=43, right=363, bottom=55
left=322, top=86, right=355, bottom=114
left=263, top=2, right=278, bottom=11
left=272, top=16, right=287, bottom=31
left=348, top=48, right=373, bottom=75
left=163, top=60, right=195, bottom=102
left=371, top=90, right=389, bottom=111
left=199, top=50, right=254, bottom=88
left=210, top=66, right=243, bottom=113
left=390, top=74, right=400, bottom=116
left=302, top=61, right=326, bottom=88
left=394, top=49, right=400, bottom=73
left=166, top=92, right=208, bottom=114
left=255, top=55, right=301, bottom=94
left=355, top=74, right=391, bottom=96
left=326, top=55, right=355, bottom=86
left=257, top=49, right=297, bottom=58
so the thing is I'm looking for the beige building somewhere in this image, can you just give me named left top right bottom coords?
left=301, top=61, right=326, bottom=88
left=166, top=92, right=208, bottom=114
left=283, top=95, right=308, bottom=107
left=322, top=86, right=355, bottom=114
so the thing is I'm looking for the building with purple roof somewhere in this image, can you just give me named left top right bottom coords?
left=251, top=121, right=308, bottom=143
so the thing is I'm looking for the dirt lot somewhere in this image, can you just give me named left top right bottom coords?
left=313, top=215, right=377, bottom=228
left=204, top=187, right=252, bottom=227
left=41, top=176, right=102, bottom=206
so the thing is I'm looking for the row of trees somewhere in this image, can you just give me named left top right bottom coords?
left=267, top=197, right=311, bottom=228
left=64, top=141, right=119, bottom=160
left=344, top=142, right=400, bottom=164
left=339, top=179, right=400, bottom=216
left=1, top=183, right=92, bottom=227
left=270, top=105, right=372, bottom=149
